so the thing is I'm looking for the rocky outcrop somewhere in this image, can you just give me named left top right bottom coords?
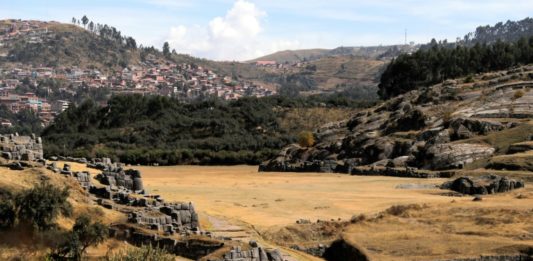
left=507, top=141, right=533, bottom=154
left=260, top=76, right=533, bottom=173
left=440, top=175, right=525, bottom=195
left=449, top=118, right=505, bottom=140
left=420, top=143, right=495, bottom=170
left=0, top=133, right=43, bottom=161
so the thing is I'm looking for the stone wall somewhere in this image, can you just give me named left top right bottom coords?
left=0, top=133, right=43, bottom=161
left=97, top=169, right=144, bottom=193
left=109, top=225, right=224, bottom=260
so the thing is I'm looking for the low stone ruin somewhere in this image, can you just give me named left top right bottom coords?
left=0, top=133, right=43, bottom=161
left=216, top=242, right=283, bottom=261
left=86, top=157, right=117, bottom=170
left=290, top=244, right=327, bottom=258
left=108, top=225, right=283, bottom=261
left=46, top=156, right=284, bottom=260
left=128, top=202, right=199, bottom=234
left=440, top=175, right=525, bottom=195
left=109, top=225, right=224, bottom=260
left=72, top=171, right=91, bottom=190
left=46, top=163, right=92, bottom=189
left=96, top=168, right=144, bottom=193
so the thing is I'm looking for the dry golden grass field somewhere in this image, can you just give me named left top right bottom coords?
left=134, top=165, right=533, bottom=260
left=135, top=165, right=450, bottom=228
left=5, top=163, right=530, bottom=260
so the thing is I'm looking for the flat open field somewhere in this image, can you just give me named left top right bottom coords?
left=44, top=163, right=533, bottom=260
left=135, top=165, right=451, bottom=228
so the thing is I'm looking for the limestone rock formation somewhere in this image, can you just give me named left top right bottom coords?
left=420, top=143, right=495, bottom=170
left=260, top=69, right=533, bottom=174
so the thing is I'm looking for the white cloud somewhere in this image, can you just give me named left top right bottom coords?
left=166, top=0, right=299, bottom=61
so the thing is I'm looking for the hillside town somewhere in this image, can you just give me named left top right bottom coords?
left=0, top=20, right=277, bottom=127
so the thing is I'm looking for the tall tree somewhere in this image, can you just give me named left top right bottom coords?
left=88, top=21, right=94, bottom=32
left=81, top=15, right=89, bottom=29
left=71, top=17, right=76, bottom=24
left=163, top=42, right=170, bottom=58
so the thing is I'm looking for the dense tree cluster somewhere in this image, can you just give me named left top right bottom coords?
left=379, top=36, right=533, bottom=99
left=0, top=105, right=42, bottom=135
left=42, top=94, right=374, bottom=165
left=72, top=15, right=137, bottom=49
left=461, top=17, right=533, bottom=46
left=42, top=95, right=291, bottom=165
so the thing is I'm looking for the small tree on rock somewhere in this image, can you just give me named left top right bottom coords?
left=297, top=131, right=315, bottom=147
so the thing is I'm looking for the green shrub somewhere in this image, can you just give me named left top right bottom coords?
left=0, top=200, right=16, bottom=229
left=104, top=245, right=174, bottom=261
left=297, top=131, right=315, bottom=147
left=513, top=90, right=525, bottom=100
left=49, top=215, right=108, bottom=260
left=15, top=182, right=72, bottom=231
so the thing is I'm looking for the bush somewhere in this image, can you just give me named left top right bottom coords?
left=297, top=131, right=315, bottom=147
left=513, top=90, right=525, bottom=100
left=350, top=214, right=366, bottom=224
left=385, top=204, right=425, bottom=217
left=0, top=200, right=16, bottom=229
left=15, top=182, right=72, bottom=231
left=49, top=214, right=108, bottom=260
left=105, top=245, right=175, bottom=261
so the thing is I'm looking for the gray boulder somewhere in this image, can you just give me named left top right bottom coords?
left=441, top=175, right=525, bottom=195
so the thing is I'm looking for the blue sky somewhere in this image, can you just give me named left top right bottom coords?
left=2, top=0, right=533, bottom=61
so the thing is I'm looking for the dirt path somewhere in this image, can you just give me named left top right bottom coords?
left=201, top=212, right=320, bottom=261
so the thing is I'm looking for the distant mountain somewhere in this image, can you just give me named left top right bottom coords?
left=250, top=45, right=418, bottom=64
left=0, top=18, right=390, bottom=101
left=0, top=19, right=142, bottom=71
left=249, top=49, right=330, bottom=63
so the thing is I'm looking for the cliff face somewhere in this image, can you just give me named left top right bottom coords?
left=260, top=66, right=533, bottom=173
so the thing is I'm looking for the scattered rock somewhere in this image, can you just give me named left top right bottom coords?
left=440, top=175, right=525, bottom=195
left=8, top=162, right=24, bottom=170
